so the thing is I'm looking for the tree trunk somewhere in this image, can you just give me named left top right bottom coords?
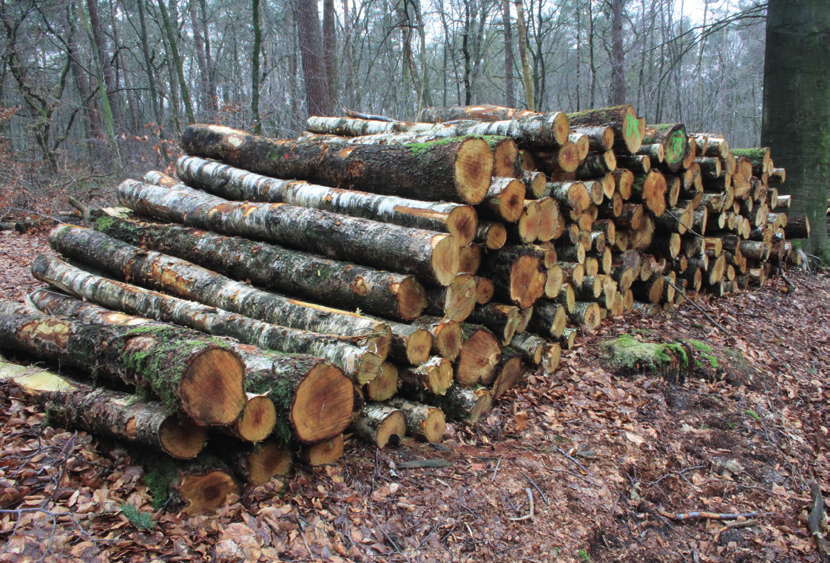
left=293, top=0, right=332, bottom=116
left=251, top=0, right=262, bottom=133
left=481, top=177, right=526, bottom=223
left=0, top=300, right=245, bottom=427
left=155, top=0, right=195, bottom=124
left=0, top=353, right=205, bottom=459
left=761, top=0, right=830, bottom=262
left=478, top=249, right=546, bottom=309
left=182, top=124, right=493, bottom=205
left=97, top=216, right=426, bottom=323
left=412, top=316, right=463, bottom=361
left=398, top=356, right=454, bottom=395
left=117, top=181, right=459, bottom=286
left=48, top=225, right=393, bottom=357
left=419, top=104, right=538, bottom=122
left=424, top=274, right=477, bottom=322
left=502, top=0, right=514, bottom=107
left=609, top=0, right=626, bottom=106
left=175, top=157, right=478, bottom=247
left=32, top=255, right=382, bottom=386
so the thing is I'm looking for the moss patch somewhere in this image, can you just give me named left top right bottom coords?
left=601, top=334, right=690, bottom=383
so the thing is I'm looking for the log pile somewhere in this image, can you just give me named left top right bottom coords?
left=0, top=102, right=800, bottom=514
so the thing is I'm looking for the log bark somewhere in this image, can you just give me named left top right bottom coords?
left=630, top=171, right=667, bottom=216
left=24, top=290, right=354, bottom=444
left=572, top=301, right=601, bottom=331
left=571, top=125, right=614, bottom=151
left=466, top=302, right=521, bottom=345
left=0, top=300, right=245, bottom=427
left=616, top=155, right=650, bottom=174
left=527, top=300, right=567, bottom=338
left=0, top=353, right=206, bottom=459
left=570, top=132, right=590, bottom=160
left=117, top=181, right=459, bottom=286
left=352, top=403, right=406, bottom=448
left=576, top=151, right=617, bottom=178
left=402, top=384, right=492, bottom=425
left=386, top=397, right=446, bottom=442
left=784, top=214, right=810, bottom=239
left=523, top=171, right=548, bottom=199
left=50, top=225, right=393, bottom=358
left=546, top=181, right=591, bottom=212
left=508, top=332, right=546, bottom=365
left=537, top=197, right=564, bottom=242
left=176, top=156, right=478, bottom=246
left=95, top=216, right=427, bottom=322
left=490, top=349, right=525, bottom=399
left=181, top=124, right=494, bottom=205
left=143, top=170, right=178, bottom=187
left=530, top=142, right=580, bottom=174
left=378, top=319, right=433, bottom=366
left=456, top=325, right=501, bottom=386
left=417, top=106, right=570, bottom=144
left=567, top=105, right=642, bottom=154
left=31, top=256, right=382, bottom=386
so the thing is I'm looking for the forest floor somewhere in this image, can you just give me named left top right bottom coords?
left=0, top=224, right=828, bottom=563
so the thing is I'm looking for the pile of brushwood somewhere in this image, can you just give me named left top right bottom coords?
left=0, top=103, right=806, bottom=514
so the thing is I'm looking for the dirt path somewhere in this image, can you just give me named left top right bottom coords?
left=0, top=229, right=828, bottom=562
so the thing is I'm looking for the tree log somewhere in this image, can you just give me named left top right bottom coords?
left=630, top=171, right=667, bottom=216
left=229, top=440, right=292, bottom=484
left=117, top=181, right=459, bottom=286
left=95, top=216, right=427, bottom=322
left=481, top=177, right=526, bottom=222
left=508, top=332, right=546, bottom=365
left=490, top=349, right=525, bottom=399
left=49, top=225, right=393, bottom=358
left=182, top=124, right=493, bottom=205
left=528, top=300, right=567, bottom=338
left=567, top=105, right=642, bottom=153
left=456, top=325, right=501, bottom=386
left=398, top=356, right=454, bottom=395
left=0, top=353, right=206, bottom=459
left=386, top=397, right=446, bottom=442
left=352, top=403, right=406, bottom=448
left=576, top=151, right=617, bottom=178
left=643, top=123, right=688, bottom=172
left=365, top=363, right=399, bottom=402
left=530, top=142, right=581, bottom=174
left=176, top=156, right=478, bottom=246
left=31, top=256, right=381, bottom=386
left=466, top=302, right=521, bottom=345
left=0, top=300, right=245, bottom=427
left=424, top=273, right=477, bottom=322
left=24, top=291, right=354, bottom=444
left=412, top=316, right=463, bottom=361
left=475, top=221, right=508, bottom=250
left=478, top=248, right=546, bottom=308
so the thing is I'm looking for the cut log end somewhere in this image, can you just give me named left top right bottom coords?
left=406, top=329, right=434, bottom=366
left=179, top=469, right=239, bottom=516
left=432, top=235, right=461, bottom=286
left=292, top=363, right=354, bottom=444
left=397, top=277, right=429, bottom=321
left=179, top=347, right=247, bottom=427
left=365, top=363, right=399, bottom=401
left=234, top=395, right=278, bottom=443
left=510, top=255, right=547, bottom=309
left=244, top=441, right=292, bottom=485
left=454, top=139, right=494, bottom=204
left=304, top=434, right=344, bottom=466
left=446, top=206, right=479, bottom=247
left=434, top=320, right=462, bottom=361
left=458, top=327, right=501, bottom=386
left=159, top=415, right=208, bottom=460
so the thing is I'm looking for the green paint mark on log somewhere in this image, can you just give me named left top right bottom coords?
left=666, top=132, right=685, bottom=163
left=625, top=115, right=639, bottom=140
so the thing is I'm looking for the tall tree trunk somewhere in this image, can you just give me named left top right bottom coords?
left=156, top=0, right=195, bottom=125
left=323, top=0, right=336, bottom=107
left=761, top=0, right=830, bottom=262
left=188, top=0, right=211, bottom=119
left=85, top=0, right=119, bottom=128
left=502, top=0, right=514, bottom=107
left=293, top=0, right=332, bottom=116
left=341, top=0, right=354, bottom=109
left=609, top=0, right=626, bottom=105
left=64, top=3, right=101, bottom=140
left=414, top=0, right=432, bottom=109
left=514, top=0, right=533, bottom=110
left=251, top=0, right=263, bottom=133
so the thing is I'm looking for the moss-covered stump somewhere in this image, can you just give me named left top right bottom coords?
left=599, top=334, right=732, bottom=384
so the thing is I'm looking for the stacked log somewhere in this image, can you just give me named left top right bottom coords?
left=0, top=102, right=797, bottom=515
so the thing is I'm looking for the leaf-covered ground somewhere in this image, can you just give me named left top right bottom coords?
left=1, top=227, right=828, bottom=563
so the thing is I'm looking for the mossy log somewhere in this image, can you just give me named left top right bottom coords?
left=24, top=291, right=354, bottom=444
left=600, top=335, right=693, bottom=383
left=0, top=300, right=246, bottom=428
left=95, top=216, right=426, bottom=322
left=567, top=105, right=642, bottom=153
left=182, top=124, right=493, bottom=205
left=466, top=302, right=521, bottom=345
left=386, top=397, right=446, bottom=442
left=116, top=181, right=459, bottom=286
left=352, top=403, right=407, bottom=449
left=456, top=325, right=501, bottom=386
left=49, top=225, right=393, bottom=358
left=31, top=256, right=381, bottom=385
left=0, top=353, right=206, bottom=459
left=175, top=156, right=478, bottom=246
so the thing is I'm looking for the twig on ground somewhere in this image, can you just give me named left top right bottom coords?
left=520, top=471, right=550, bottom=506
left=658, top=510, right=758, bottom=521
left=553, top=444, right=588, bottom=473
left=665, top=279, right=730, bottom=334
left=807, top=481, right=830, bottom=562
left=490, top=457, right=502, bottom=482
left=509, top=488, right=534, bottom=522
